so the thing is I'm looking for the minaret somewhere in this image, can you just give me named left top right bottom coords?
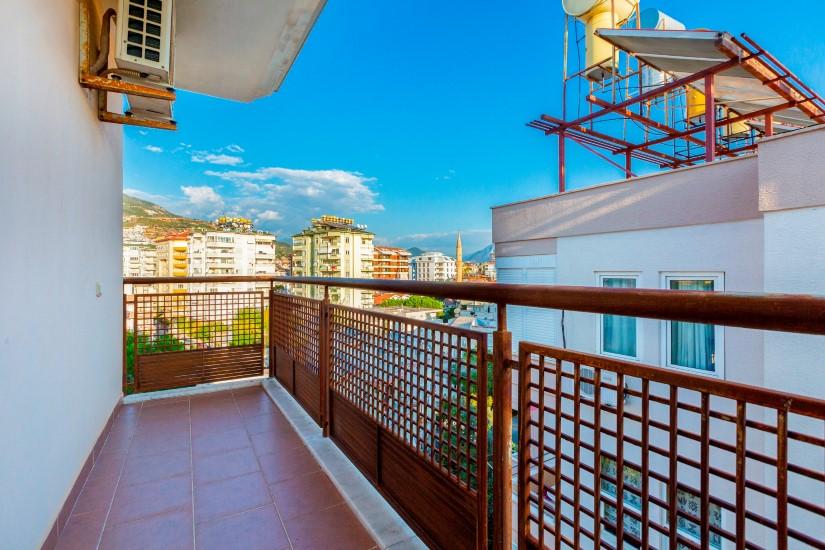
left=455, top=232, right=463, bottom=282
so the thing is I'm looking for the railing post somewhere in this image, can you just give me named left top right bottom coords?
left=492, top=304, right=513, bottom=550
left=122, top=286, right=128, bottom=395
left=268, top=281, right=275, bottom=379
left=320, top=285, right=331, bottom=437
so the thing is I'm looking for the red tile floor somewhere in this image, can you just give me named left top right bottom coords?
left=56, top=386, right=378, bottom=550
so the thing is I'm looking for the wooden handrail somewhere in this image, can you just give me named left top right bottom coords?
left=124, top=275, right=825, bottom=336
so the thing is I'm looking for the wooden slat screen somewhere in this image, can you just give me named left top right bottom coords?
left=133, top=291, right=264, bottom=392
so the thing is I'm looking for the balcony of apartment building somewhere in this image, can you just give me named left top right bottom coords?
left=8, top=3, right=825, bottom=550
left=87, top=274, right=825, bottom=550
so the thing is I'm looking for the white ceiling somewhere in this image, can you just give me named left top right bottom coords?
left=172, top=0, right=326, bottom=102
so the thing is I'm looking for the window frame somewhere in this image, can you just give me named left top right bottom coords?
left=659, top=485, right=724, bottom=549
left=599, top=456, right=644, bottom=549
left=660, top=272, right=725, bottom=378
left=596, top=272, right=642, bottom=362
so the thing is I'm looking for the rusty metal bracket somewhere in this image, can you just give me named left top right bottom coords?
left=80, top=74, right=176, bottom=101
left=79, top=0, right=177, bottom=131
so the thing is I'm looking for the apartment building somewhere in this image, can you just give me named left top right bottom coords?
left=122, top=239, right=157, bottom=278
left=188, top=231, right=277, bottom=293
left=410, top=251, right=457, bottom=282
left=373, top=246, right=411, bottom=279
left=292, top=215, right=374, bottom=307
left=154, top=233, right=190, bottom=293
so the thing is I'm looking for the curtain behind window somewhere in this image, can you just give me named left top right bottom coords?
left=669, top=279, right=715, bottom=371
left=602, top=277, right=637, bottom=357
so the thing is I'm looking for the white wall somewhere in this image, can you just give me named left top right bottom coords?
left=762, top=208, right=825, bottom=547
left=554, top=219, right=765, bottom=385
left=0, top=1, right=123, bottom=547
left=496, top=255, right=559, bottom=351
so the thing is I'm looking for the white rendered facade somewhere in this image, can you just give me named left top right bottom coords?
left=493, top=126, right=825, bottom=546
left=410, top=252, right=457, bottom=282
left=122, top=240, right=158, bottom=277
left=188, top=231, right=277, bottom=292
left=1, top=2, right=123, bottom=546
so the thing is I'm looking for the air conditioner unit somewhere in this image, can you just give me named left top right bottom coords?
left=580, top=366, right=619, bottom=407
left=115, top=0, right=174, bottom=83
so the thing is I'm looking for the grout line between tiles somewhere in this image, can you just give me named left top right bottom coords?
left=188, top=397, right=196, bottom=550
left=232, top=388, right=295, bottom=550
left=261, top=379, right=417, bottom=549
left=95, top=401, right=143, bottom=550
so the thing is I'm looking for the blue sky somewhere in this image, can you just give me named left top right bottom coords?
left=125, top=0, right=825, bottom=255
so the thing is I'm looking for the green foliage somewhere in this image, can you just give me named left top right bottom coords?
left=378, top=295, right=444, bottom=309
left=231, top=307, right=263, bottom=346
left=174, top=317, right=228, bottom=343
left=125, top=331, right=185, bottom=392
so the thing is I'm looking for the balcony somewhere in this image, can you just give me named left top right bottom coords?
left=106, top=275, right=825, bottom=550
left=55, top=386, right=378, bottom=549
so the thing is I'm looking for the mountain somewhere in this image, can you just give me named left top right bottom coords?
left=123, top=194, right=292, bottom=257
left=123, top=194, right=216, bottom=240
left=275, top=240, right=293, bottom=258
left=465, top=244, right=494, bottom=263
left=407, top=247, right=426, bottom=257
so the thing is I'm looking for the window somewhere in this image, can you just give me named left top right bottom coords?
left=598, top=274, right=639, bottom=359
left=600, top=457, right=643, bottom=547
left=674, top=488, right=722, bottom=549
left=662, top=273, right=724, bottom=376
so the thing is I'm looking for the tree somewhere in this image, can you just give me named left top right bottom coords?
left=231, top=307, right=263, bottom=346
left=378, top=295, right=444, bottom=309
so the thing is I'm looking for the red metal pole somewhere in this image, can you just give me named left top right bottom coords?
left=554, top=59, right=738, bottom=132
left=765, top=113, right=774, bottom=137
left=625, top=151, right=632, bottom=179
left=704, top=74, right=716, bottom=163
left=558, top=131, right=566, bottom=193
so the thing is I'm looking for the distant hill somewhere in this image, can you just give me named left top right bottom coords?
left=465, top=244, right=494, bottom=263
left=123, top=194, right=216, bottom=240
left=407, top=247, right=426, bottom=257
left=275, top=240, right=293, bottom=258
left=123, top=194, right=292, bottom=257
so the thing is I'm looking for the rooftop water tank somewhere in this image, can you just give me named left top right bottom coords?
left=640, top=9, right=686, bottom=90
left=562, top=0, right=637, bottom=81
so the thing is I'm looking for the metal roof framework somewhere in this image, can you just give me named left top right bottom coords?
left=530, top=29, right=825, bottom=191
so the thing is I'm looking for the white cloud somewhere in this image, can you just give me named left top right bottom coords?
left=124, top=188, right=173, bottom=205
left=181, top=185, right=223, bottom=208
left=436, top=168, right=456, bottom=181
left=191, top=152, right=244, bottom=166
left=144, top=145, right=163, bottom=153
left=225, top=144, right=245, bottom=153
left=204, top=166, right=384, bottom=234
left=257, top=210, right=281, bottom=221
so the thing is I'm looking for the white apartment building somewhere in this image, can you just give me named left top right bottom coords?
left=410, top=251, right=457, bottom=282
left=292, top=215, right=374, bottom=307
left=188, top=231, right=277, bottom=293
left=493, top=126, right=825, bottom=546
left=122, top=239, right=157, bottom=277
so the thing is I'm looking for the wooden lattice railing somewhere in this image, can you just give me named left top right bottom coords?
left=124, top=275, right=825, bottom=550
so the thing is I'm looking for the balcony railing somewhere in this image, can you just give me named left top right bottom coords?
left=123, top=275, right=825, bottom=550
